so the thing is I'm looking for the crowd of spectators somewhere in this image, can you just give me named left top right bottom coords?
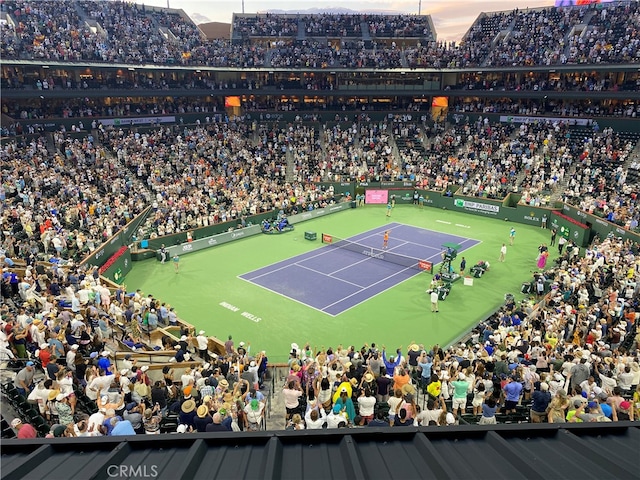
left=0, top=263, right=274, bottom=436
left=273, top=233, right=640, bottom=429
left=0, top=134, right=148, bottom=264
left=451, top=98, right=640, bottom=119
left=566, top=3, right=640, bottom=65
left=484, top=7, right=587, bottom=67
left=99, top=122, right=339, bottom=239
left=2, top=108, right=639, bottom=251
left=2, top=118, right=640, bottom=438
left=560, top=127, right=640, bottom=229
left=5, top=232, right=638, bottom=436
left=1, top=2, right=639, bottom=67
left=233, top=14, right=298, bottom=38
left=269, top=39, right=402, bottom=69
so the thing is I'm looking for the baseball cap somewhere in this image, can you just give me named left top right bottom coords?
left=26, top=361, right=34, bottom=367
left=10, top=418, right=22, bottom=428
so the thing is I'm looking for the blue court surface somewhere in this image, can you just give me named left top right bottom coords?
left=239, top=222, right=480, bottom=316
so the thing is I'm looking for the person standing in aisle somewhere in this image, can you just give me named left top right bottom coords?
left=430, top=290, right=439, bottom=313
left=558, top=235, right=567, bottom=255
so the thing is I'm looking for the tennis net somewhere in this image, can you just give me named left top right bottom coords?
left=321, top=233, right=432, bottom=272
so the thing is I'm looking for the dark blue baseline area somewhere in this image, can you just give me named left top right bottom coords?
left=239, top=223, right=480, bottom=316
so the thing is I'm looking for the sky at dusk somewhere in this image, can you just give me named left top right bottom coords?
left=134, top=0, right=554, bottom=41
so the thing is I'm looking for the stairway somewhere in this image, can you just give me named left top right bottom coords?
left=285, top=147, right=296, bottom=183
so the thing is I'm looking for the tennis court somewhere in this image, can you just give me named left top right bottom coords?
left=239, top=222, right=480, bottom=315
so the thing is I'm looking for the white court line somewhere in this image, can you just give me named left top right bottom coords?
left=392, top=221, right=480, bottom=244
left=236, top=275, right=335, bottom=316
left=332, top=240, right=481, bottom=316
left=241, top=222, right=482, bottom=315
left=296, top=263, right=365, bottom=288
left=243, top=241, right=351, bottom=281
left=321, top=263, right=417, bottom=311
left=328, top=253, right=380, bottom=276
left=327, top=239, right=414, bottom=281
left=243, top=227, right=399, bottom=282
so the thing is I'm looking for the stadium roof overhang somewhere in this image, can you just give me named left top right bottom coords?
left=1, top=423, right=638, bottom=480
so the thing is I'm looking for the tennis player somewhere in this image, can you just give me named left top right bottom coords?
left=383, top=231, right=389, bottom=249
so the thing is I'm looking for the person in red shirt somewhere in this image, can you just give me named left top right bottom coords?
left=11, top=419, right=37, bottom=439
left=38, top=343, right=52, bottom=368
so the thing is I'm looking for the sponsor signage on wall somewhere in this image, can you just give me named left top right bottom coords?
left=454, top=199, right=500, bottom=215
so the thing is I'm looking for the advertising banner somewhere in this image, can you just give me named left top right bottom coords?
left=159, top=202, right=352, bottom=260
left=163, top=225, right=262, bottom=258
left=365, top=190, right=389, bottom=204
left=101, top=247, right=132, bottom=284
left=499, top=115, right=591, bottom=126
left=453, top=198, right=501, bottom=216
left=550, top=211, right=590, bottom=247
left=288, top=201, right=350, bottom=224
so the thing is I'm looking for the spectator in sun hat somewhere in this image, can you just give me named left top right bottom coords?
left=179, top=397, right=197, bottom=428
left=407, top=343, right=421, bottom=372
left=360, top=370, right=376, bottom=392
left=194, top=404, right=213, bottom=432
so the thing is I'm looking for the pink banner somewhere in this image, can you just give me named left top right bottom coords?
left=365, top=190, right=389, bottom=204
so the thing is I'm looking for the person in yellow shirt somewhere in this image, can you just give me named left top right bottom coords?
left=426, top=373, right=441, bottom=401
left=545, top=332, right=559, bottom=349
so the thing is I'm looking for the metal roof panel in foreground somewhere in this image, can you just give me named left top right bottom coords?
left=1, top=423, right=639, bottom=480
